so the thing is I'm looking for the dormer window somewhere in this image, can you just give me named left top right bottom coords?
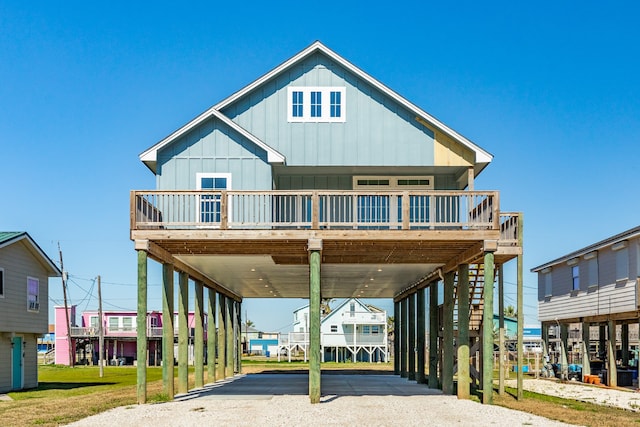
left=287, top=87, right=346, bottom=122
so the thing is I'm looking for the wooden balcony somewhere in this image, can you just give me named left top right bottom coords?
left=131, top=190, right=500, bottom=232
left=130, top=190, right=521, bottom=299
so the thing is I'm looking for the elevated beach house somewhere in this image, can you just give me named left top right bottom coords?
left=131, top=41, right=523, bottom=403
left=0, top=232, right=61, bottom=392
left=532, top=226, right=640, bottom=386
left=284, top=298, right=388, bottom=362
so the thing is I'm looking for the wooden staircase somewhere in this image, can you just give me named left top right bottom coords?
left=453, top=264, right=485, bottom=333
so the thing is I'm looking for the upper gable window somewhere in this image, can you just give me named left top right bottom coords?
left=287, top=87, right=346, bottom=122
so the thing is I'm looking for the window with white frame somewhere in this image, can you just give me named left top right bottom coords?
left=27, top=277, right=39, bottom=311
left=196, top=173, right=231, bottom=224
left=363, top=325, right=371, bottom=334
left=614, top=242, right=629, bottom=281
left=0, top=268, right=4, bottom=298
left=330, top=325, right=337, bottom=333
left=372, top=325, right=380, bottom=335
left=287, top=87, right=346, bottom=122
left=109, top=317, right=119, bottom=331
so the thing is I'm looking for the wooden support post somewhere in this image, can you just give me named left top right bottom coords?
left=136, top=250, right=148, bottom=404
left=482, top=250, right=495, bottom=404
left=442, top=271, right=454, bottom=395
left=194, top=280, right=204, bottom=389
left=622, top=323, right=629, bottom=366
left=516, top=213, right=524, bottom=400
left=498, top=264, right=505, bottom=395
left=225, top=296, right=234, bottom=378
left=400, top=297, right=408, bottom=378
left=162, top=263, right=174, bottom=399
left=178, top=272, right=189, bottom=394
left=236, top=301, right=242, bottom=374
left=582, top=322, right=591, bottom=379
left=394, top=300, right=400, bottom=375
left=429, top=281, right=439, bottom=389
left=599, top=324, right=606, bottom=361
left=607, top=319, right=617, bottom=387
left=457, top=264, right=470, bottom=399
left=207, top=289, right=216, bottom=383
left=417, top=288, right=426, bottom=384
left=216, top=294, right=226, bottom=380
left=309, top=246, right=321, bottom=404
left=408, top=293, right=416, bottom=381
left=560, top=323, right=569, bottom=380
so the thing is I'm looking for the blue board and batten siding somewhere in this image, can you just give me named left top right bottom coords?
left=155, top=51, right=445, bottom=192
left=156, top=118, right=272, bottom=190
left=222, top=53, right=435, bottom=167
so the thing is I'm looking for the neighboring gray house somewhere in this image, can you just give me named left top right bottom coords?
left=0, top=232, right=61, bottom=392
left=532, top=226, right=640, bottom=385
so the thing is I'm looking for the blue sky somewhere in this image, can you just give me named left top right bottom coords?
left=1, top=2, right=639, bottom=332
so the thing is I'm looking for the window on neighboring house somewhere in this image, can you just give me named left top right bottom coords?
left=350, top=302, right=355, bottom=317
left=27, top=277, right=39, bottom=311
left=586, top=253, right=598, bottom=287
left=90, top=316, right=99, bottom=330
left=544, top=271, right=552, bottom=296
left=572, top=266, right=580, bottom=291
left=330, top=325, right=337, bottom=332
left=363, top=325, right=370, bottom=334
left=0, top=268, right=4, bottom=298
left=372, top=325, right=380, bottom=335
left=122, top=316, right=134, bottom=331
left=287, top=87, right=346, bottom=122
left=614, top=244, right=629, bottom=281
left=109, top=317, right=119, bottom=332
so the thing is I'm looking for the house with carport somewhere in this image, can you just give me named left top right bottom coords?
left=131, top=41, right=524, bottom=404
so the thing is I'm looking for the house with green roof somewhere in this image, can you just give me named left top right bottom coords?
left=0, top=232, right=61, bottom=392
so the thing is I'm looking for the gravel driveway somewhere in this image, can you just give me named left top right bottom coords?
left=69, top=374, right=577, bottom=426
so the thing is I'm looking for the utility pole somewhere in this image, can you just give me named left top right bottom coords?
left=58, top=243, right=73, bottom=367
left=98, top=275, right=104, bottom=377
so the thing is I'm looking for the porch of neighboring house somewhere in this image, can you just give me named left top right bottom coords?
left=131, top=188, right=524, bottom=404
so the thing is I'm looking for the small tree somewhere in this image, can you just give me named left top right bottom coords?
left=320, top=298, right=335, bottom=316
left=504, top=305, right=517, bottom=318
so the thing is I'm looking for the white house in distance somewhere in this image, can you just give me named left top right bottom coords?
left=283, top=298, right=388, bottom=362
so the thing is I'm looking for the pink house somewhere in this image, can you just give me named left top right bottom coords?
left=55, top=306, right=204, bottom=366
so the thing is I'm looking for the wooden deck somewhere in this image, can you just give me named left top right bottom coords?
left=130, top=190, right=521, bottom=300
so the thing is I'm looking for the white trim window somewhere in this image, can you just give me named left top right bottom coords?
left=287, top=87, right=346, bottom=122
left=0, top=268, right=4, bottom=298
left=196, top=173, right=232, bottom=224
left=27, top=276, right=39, bottom=312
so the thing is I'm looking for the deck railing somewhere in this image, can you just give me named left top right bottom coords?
left=131, top=190, right=501, bottom=231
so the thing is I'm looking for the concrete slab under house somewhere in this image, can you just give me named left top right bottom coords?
left=131, top=41, right=524, bottom=404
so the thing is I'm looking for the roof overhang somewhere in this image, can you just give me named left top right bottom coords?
left=0, top=232, right=62, bottom=277
left=139, top=110, right=285, bottom=173
left=531, top=225, right=640, bottom=272
left=140, top=41, right=492, bottom=175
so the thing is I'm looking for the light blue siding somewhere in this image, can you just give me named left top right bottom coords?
left=156, top=117, right=272, bottom=190
left=222, top=52, right=435, bottom=167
